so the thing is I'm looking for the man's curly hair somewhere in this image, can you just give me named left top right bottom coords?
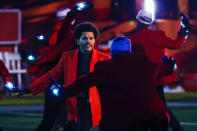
left=73, top=21, right=99, bottom=42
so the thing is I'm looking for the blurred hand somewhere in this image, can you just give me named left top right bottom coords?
left=72, top=2, right=94, bottom=14
left=162, top=55, right=176, bottom=70
left=49, top=77, right=63, bottom=97
left=16, top=86, right=30, bottom=98
left=178, top=13, right=190, bottom=38
left=180, top=13, right=190, bottom=30
left=178, top=27, right=190, bottom=38
left=4, top=81, right=18, bottom=95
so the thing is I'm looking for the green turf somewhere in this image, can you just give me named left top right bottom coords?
left=0, top=115, right=42, bottom=131
left=165, top=92, right=197, bottom=101
left=1, top=92, right=197, bottom=106
left=169, top=106, right=197, bottom=131
left=0, top=92, right=197, bottom=130
left=0, top=93, right=44, bottom=106
left=165, top=92, right=197, bottom=131
left=170, top=107, right=197, bottom=123
left=1, top=107, right=197, bottom=131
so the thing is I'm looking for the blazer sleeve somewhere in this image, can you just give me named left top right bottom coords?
left=29, top=55, right=66, bottom=95
left=63, top=61, right=106, bottom=97
left=57, top=12, right=75, bottom=44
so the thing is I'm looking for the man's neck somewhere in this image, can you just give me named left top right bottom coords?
left=79, top=49, right=93, bottom=55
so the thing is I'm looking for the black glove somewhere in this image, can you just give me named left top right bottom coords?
left=180, top=13, right=190, bottom=30
left=16, top=86, right=30, bottom=98
left=4, top=81, right=18, bottom=95
left=162, top=55, right=176, bottom=70
left=178, top=27, right=190, bottom=38
left=178, top=13, right=190, bottom=38
left=66, top=10, right=76, bottom=19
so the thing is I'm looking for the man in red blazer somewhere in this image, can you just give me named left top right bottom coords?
left=126, top=9, right=188, bottom=131
left=62, top=36, right=174, bottom=131
left=22, top=22, right=110, bottom=131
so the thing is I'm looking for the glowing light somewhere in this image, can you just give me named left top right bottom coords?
left=27, top=54, right=36, bottom=61
left=5, top=81, right=14, bottom=90
left=144, top=0, right=155, bottom=20
left=52, top=88, right=59, bottom=96
left=174, top=63, right=177, bottom=71
left=75, top=2, right=93, bottom=12
left=50, top=85, right=60, bottom=96
left=36, top=35, right=46, bottom=41
left=76, top=2, right=86, bottom=11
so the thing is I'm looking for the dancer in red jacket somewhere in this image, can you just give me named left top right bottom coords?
left=27, top=2, right=95, bottom=130
left=27, top=9, right=76, bottom=77
left=18, top=22, right=111, bottom=131
left=126, top=9, right=189, bottom=131
left=26, top=9, right=77, bottom=131
left=62, top=36, right=175, bottom=131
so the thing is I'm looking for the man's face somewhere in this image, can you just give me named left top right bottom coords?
left=77, top=32, right=95, bottom=54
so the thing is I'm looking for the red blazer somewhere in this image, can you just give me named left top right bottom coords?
left=27, top=12, right=75, bottom=77
left=0, top=60, right=11, bottom=100
left=29, top=49, right=111, bottom=127
left=64, top=54, right=170, bottom=131
left=128, top=28, right=185, bottom=86
left=128, top=28, right=185, bottom=63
